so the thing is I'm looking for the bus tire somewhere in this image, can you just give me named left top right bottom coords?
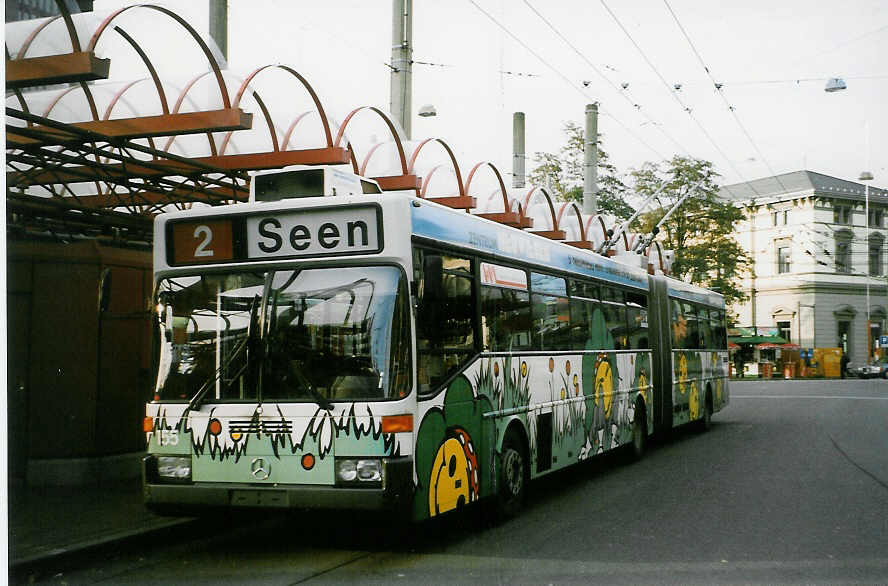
left=630, top=398, right=647, bottom=460
left=700, top=389, right=713, bottom=432
left=496, top=430, right=528, bottom=519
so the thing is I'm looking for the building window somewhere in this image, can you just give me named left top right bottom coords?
left=777, top=246, right=791, bottom=273
left=835, top=230, right=852, bottom=273
left=777, top=321, right=791, bottom=343
left=772, top=209, right=789, bottom=226
left=869, top=236, right=884, bottom=276
left=871, top=321, right=883, bottom=362
left=869, top=209, right=883, bottom=228
left=834, top=205, right=852, bottom=225
left=838, top=321, right=851, bottom=354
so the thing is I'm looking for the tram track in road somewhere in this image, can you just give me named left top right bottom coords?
left=828, top=434, right=888, bottom=491
left=731, top=380, right=888, bottom=492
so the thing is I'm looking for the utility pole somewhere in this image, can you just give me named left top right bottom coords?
left=208, top=0, right=228, bottom=63
left=390, top=0, right=413, bottom=139
left=583, top=103, right=598, bottom=214
left=513, top=112, right=525, bottom=188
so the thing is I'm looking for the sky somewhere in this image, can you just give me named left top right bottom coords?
left=87, top=0, right=888, bottom=191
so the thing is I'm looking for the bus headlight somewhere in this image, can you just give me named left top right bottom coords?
left=156, top=455, right=192, bottom=482
left=356, top=459, right=382, bottom=482
left=335, top=458, right=384, bottom=485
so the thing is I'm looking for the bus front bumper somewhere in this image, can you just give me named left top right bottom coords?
left=142, top=456, right=413, bottom=513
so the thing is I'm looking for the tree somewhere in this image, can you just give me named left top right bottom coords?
left=528, top=122, right=634, bottom=220
left=631, top=156, right=749, bottom=308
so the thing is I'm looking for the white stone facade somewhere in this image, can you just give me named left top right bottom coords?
left=723, top=171, right=888, bottom=365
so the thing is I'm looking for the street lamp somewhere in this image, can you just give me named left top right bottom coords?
left=861, top=170, right=874, bottom=363
left=824, top=78, right=847, bottom=92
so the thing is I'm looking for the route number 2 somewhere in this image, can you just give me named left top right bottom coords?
left=193, top=225, right=214, bottom=257
left=171, top=219, right=234, bottom=265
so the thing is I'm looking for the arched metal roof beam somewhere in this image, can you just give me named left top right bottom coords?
left=405, top=137, right=473, bottom=206
left=556, top=201, right=588, bottom=244
left=334, top=106, right=420, bottom=192
left=465, top=162, right=531, bottom=229
left=522, top=185, right=565, bottom=240
left=87, top=4, right=231, bottom=109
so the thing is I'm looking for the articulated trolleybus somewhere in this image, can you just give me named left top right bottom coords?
left=143, top=166, right=729, bottom=521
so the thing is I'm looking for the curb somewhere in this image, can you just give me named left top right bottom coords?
left=10, top=516, right=196, bottom=568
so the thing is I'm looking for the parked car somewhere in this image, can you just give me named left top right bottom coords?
left=848, top=362, right=888, bottom=378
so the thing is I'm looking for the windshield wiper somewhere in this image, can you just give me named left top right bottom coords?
left=289, top=361, right=333, bottom=411
left=187, top=294, right=259, bottom=411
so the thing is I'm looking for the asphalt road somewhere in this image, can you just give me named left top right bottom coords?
left=15, top=379, right=888, bottom=585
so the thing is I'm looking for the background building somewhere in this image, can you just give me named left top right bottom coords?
left=723, top=170, right=888, bottom=368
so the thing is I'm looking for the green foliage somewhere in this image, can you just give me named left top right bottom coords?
left=630, top=156, right=750, bottom=309
left=528, top=122, right=634, bottom=220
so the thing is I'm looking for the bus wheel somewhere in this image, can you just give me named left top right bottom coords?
left=496, top=432, right=527, bottom=519
left=630, top=399, right=647, bottom=460
left=700, top=390, right=713, bottom=432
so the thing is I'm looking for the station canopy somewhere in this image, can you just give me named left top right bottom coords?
left=5, top=3, right=672, bottom=272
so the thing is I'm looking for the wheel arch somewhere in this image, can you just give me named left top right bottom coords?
left=498, top=416, right=530, bottom=457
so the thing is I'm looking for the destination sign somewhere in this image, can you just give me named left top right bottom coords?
left=246, top=205, right=381, bottom=259
left=166, top=205, right=382, bottom=266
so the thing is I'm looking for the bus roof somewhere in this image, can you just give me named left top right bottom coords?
left=663, top=273, right=725, bottom=308
left=410, top=197, right=650, bottom=290
left=152, top=192, right=723, bottom=302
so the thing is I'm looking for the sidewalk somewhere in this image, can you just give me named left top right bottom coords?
left=8, top=478, right=192, bottom=566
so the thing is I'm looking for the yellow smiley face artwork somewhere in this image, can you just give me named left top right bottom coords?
left=638, top=371, right=649, bottom=405
left=689, top=381, right=700, bottom=420
left=678, top=353, right=689, bottom=395
left=595, top=358, right=614, bottom=419
left=428, top=428, right=479, bottom=517
left=429, top=437, right=470, bottom=516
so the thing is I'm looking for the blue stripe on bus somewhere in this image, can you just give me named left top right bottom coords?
left=411, top=204, right=649, bottom=290
left=666, top=283, right=724, bottom=306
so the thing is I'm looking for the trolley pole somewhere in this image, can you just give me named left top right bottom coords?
left=513, top=112, right=526, bottom=188
left=583, top=103, right=599, bottom=214
left=390, top=0, right=413, bottom=139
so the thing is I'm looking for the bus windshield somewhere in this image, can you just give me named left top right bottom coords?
left=153, top=266, right=411, bottom=404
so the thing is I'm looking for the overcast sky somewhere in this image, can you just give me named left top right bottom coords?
left=90, top=0, right=887, bottom=190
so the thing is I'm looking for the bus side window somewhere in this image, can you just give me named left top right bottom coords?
left=531, top=293, right=570, bottom=351
left=712, top=309, right=727, bottom=350
left=481, top=285, right=531, bottom=351
left=601, top=287, right=627, bottom=350
left=530, top=272, right=569, bottom=351
left=626, top=291, right=649, bottom=349
left=569, top=280, right=601, bottom=350
left=682, top=301, right=699, bottom=349
left=671, top=299, right=687, bottom=349
left=697, top=304, right=712, bottom=350
left=413, top=249, right=476, bottom=395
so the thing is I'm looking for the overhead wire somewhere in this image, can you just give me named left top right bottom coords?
left=781, top=22, right=888, bottom=71
left=598, top=0, right=761, bottom=198
left=466, top=0, right=667, bottom=161
left=661, top=0, right=789, bottom=194
left=522, top=0, right=692, bottom=159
